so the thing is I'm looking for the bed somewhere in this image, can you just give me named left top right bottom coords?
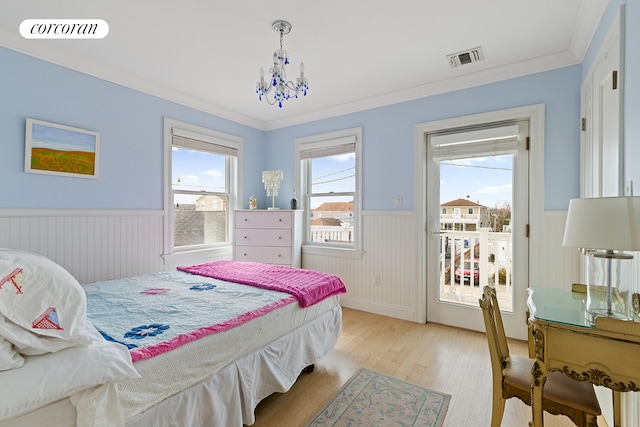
left=0, top=249, right=345, bottom=427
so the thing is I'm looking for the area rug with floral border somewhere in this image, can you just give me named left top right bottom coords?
left=306, top=368, right=451, bottom=426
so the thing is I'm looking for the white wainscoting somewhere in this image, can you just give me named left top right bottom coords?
left=303, top=211, right=421, bottom=322
left=1, top=208, right=577, bottom=312
left=0, top=209, right=166, bottom=284
left=537, top=210, right=580, bottom=287
left=303, top=210, right=579, bottom=323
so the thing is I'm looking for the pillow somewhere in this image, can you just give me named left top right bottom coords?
left=0, top=325, right=140, bottom=421
left=0, top=335, right=23, bottom=371
left=0, top=249, right=92, bottom=355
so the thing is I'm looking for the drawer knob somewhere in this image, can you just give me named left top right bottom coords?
left=278, top=254, right=282, bottom=257
left=278, top=218, right=282, bottom=222
left=278, top=236, right=282, bottom=239
left=244, top=253, right=247, bottom=256
left=244, top=218, right=248, bottom=221
left=244, top=236, right=247, bottom=239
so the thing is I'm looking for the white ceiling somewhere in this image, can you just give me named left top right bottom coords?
left=0, top=1, right=607, bottom=130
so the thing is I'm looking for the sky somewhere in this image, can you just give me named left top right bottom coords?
left=309, top=153, right=355, bottom=209
left=30, top=121, right=96, bottom=152
left=440, top=154, right=513, bottom=209
left=172, top=147, right=226, bottom=203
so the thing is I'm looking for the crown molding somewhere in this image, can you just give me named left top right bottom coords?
left=0, top=33, right=266, bottom=130
left=2, top=29, right=580, bottom=132
left=570, top=0, right=607, bottom=62
left=264, top=51, right=580, bottom=130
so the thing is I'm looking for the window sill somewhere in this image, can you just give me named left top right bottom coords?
left=162, top=245, right=232, bottom=265
left=302, top=244, right=363, bottom=260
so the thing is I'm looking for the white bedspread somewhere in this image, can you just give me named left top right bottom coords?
left=117, top=293, right=339, bottom=420
left=0, top=305, right=343, bottom=427
left=128, top=304, right=342, bottom=426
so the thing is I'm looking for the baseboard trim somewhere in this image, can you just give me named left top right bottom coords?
left=340, top=297, right=419, bottom=322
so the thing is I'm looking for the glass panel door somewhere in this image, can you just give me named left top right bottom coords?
left=438, top=154, right=514, bottom=311
left=426, top=120, right=529, bottom=339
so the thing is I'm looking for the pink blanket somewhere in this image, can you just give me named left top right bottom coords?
left=177, top=260, right=346, bottom=307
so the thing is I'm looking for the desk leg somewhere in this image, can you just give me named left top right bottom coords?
left=530, top=360, right=547, bottom=427
left=613, top=391, right=621, bottom=427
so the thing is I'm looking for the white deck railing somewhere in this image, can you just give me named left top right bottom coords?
left=439, top=228, right=513, bottom=311
left=310, top=225, right=353, bottom=244
left=440, top=213, right=480, bottom=221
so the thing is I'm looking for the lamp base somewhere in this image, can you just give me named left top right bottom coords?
left=585, top=252, right=634, bottom=323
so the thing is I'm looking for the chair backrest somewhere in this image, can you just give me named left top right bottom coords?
left=479, top=286, right=510, bottom=378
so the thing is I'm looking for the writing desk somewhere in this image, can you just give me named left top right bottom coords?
left=527, top=286, right=640, bottom=427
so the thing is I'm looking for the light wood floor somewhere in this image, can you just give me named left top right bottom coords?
left=250, top=307, right=594, bottom=427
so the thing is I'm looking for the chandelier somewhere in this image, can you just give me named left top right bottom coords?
left=256, top=20, right=309, bottom=108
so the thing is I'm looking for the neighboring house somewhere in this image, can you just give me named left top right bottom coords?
left=174, top=195, right=228, bottom=247
left=311, top=201, right=354, bottom=225
left=310, top=217, right=343, bottom=227
left=440, top=198, right=489, bottom=231
left=310, top=202, right=354, bottom=243
left=195, top=195, right=227, bottom=211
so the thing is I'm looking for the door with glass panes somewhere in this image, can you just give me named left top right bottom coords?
left=426, top=120, right=529, bottom=339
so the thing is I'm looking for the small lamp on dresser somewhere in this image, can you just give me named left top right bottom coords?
left=262, top=170, right=283, bottom=210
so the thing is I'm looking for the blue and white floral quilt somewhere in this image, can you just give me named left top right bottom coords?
left=83, top=271, right=296, bottom=362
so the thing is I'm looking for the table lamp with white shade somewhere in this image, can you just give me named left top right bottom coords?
left=563, top=196, right=640, bottom=321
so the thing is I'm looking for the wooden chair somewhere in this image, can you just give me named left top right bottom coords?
left=479, top=286, right=601, bottom=427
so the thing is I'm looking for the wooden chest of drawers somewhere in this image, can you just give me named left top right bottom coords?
left=233, top=210, right=302, bottom=267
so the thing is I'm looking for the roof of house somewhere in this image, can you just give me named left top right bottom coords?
left=313, top=201, right=354, bottom=212
left=441, top=198, right=484, bottom=207
left=310, top=218, right=343, bottom=226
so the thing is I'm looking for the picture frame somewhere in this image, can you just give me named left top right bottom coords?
left=25, top=118, right=100, bottom=179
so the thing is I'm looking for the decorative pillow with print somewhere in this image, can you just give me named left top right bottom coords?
left=0, top=249, right=92, bottom=356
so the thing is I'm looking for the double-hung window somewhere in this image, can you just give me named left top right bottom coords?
left=295, top=127, right=362, bottom=251
left=165, top=119, right=240, bottom=255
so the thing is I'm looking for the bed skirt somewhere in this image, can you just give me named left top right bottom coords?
left=1, top=305, right=342, bottom=427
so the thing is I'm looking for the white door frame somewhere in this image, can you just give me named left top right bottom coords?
left=581, top=7, right=623, bottom=199
left=413, top=104, right=545, bottom=339
left=579, top=8, right=624, bottom=426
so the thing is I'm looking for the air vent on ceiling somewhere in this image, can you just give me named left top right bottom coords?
left=447, top=46, right=484, bottom=68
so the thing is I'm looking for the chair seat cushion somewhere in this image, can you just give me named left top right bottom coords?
left=503, top=355, right=601, bottom=415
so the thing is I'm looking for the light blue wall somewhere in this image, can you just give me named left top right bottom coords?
left=0, top=46, right=266, bottom=210
left=1, top=40, right=607, bottom=213
left=262, top=66, right=582, bottom=211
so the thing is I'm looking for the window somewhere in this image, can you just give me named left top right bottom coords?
left=295, top=127, right=362, bottom=250
left=468, top=208, right=474, bottom=215
left=164, top=119, right=240, bottom=255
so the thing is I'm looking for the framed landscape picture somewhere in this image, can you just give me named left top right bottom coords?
left=25, top=118, right=100, bottom=179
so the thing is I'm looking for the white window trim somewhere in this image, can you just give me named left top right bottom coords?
left=162, top=117, right=243, bottom=263
left=295, top=127, right=363, bottom=256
